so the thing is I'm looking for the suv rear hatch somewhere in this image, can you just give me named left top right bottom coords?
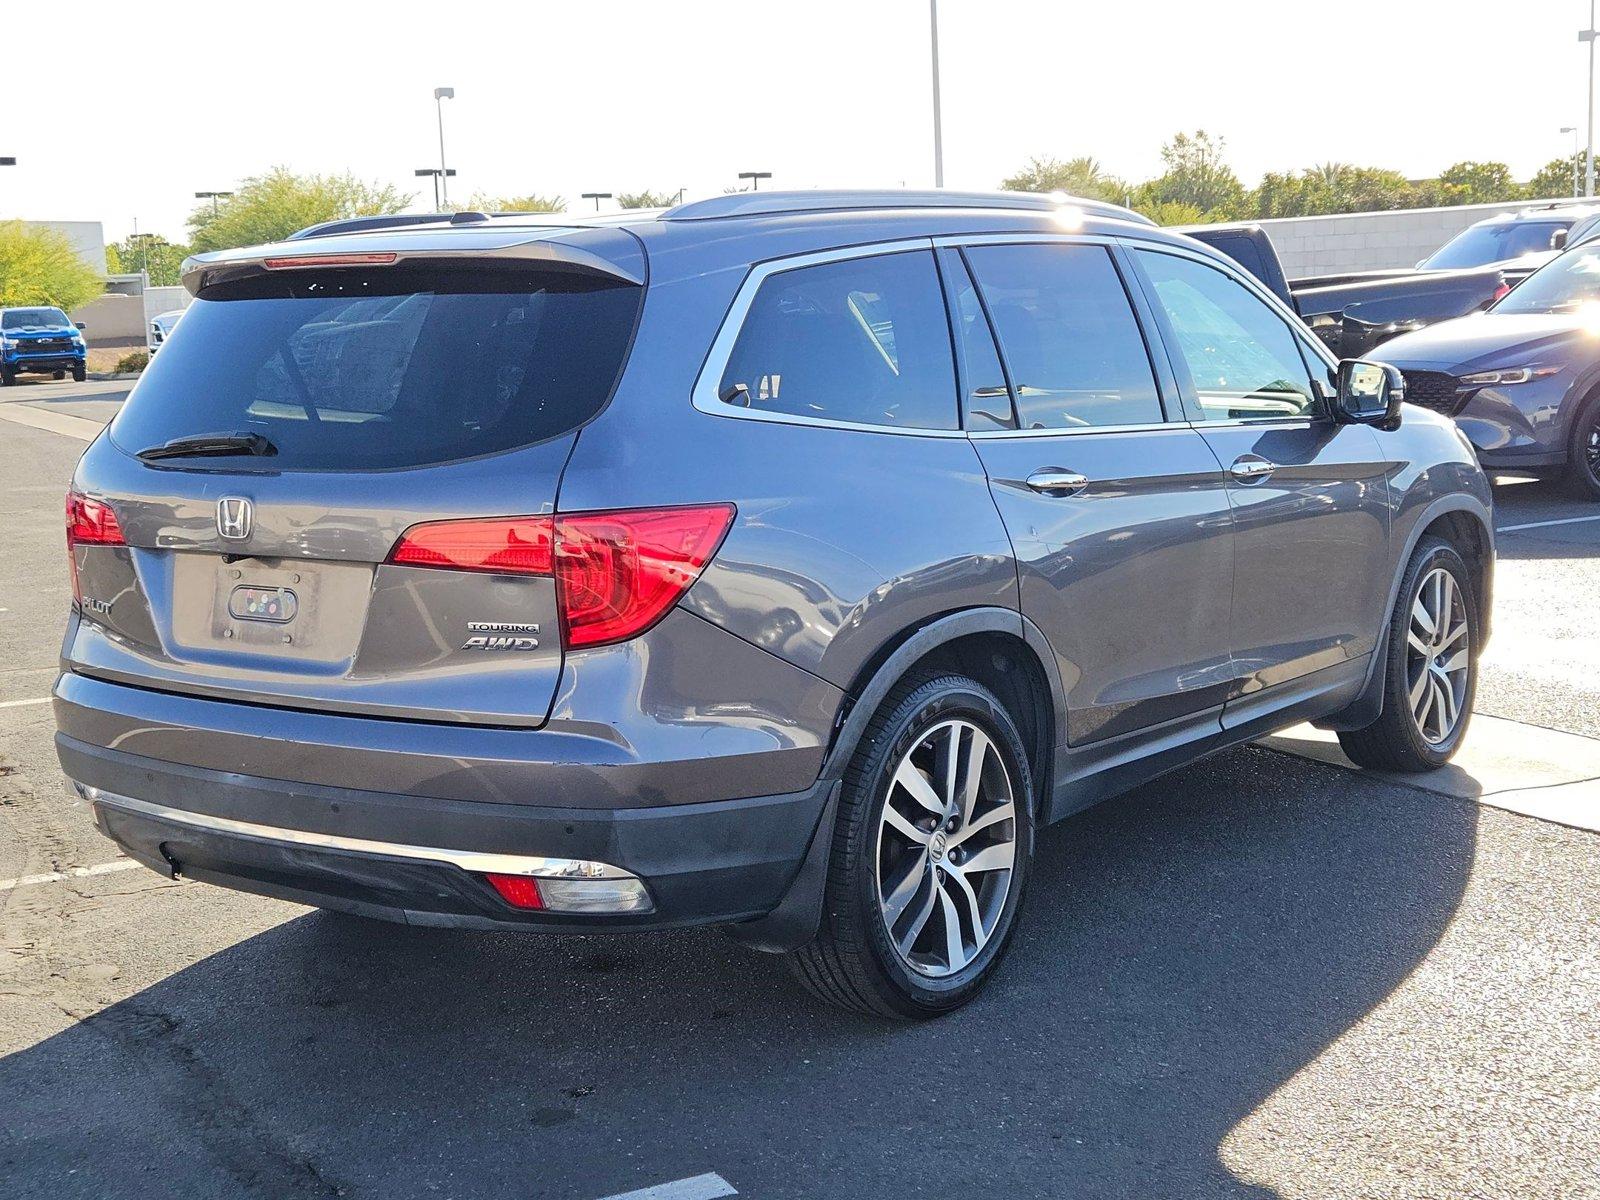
left=64, top=224, right=647, bottom=727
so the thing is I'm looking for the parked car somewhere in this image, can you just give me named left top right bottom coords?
left=1416, top=203, right=1600, bottom=272
left=147, top=308, right=186, bottom=354
left=55, top=191, right=1495, bottom=1017
left=0, top=306, right=87, bottom=385
left=1377, top=237, right=1600, bottom=499
left=1187, top=224, right=1512, bottom=359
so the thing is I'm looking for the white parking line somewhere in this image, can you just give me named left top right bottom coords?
left=594, top=1173, right=737, bottom=1200
left=0, top=859, right=143, bottom=892
left=1497, top=513, right=1600, bottom=533
left=0, top=696, right=52, bottom=709
left=0, top=402, right=104, bottom=442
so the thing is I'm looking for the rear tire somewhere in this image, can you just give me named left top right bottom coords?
left=1560, top=397, right=1600, bottom=501
left=789, top=672, right=1034, bottom=1019
left=52, top=370, right=65, bottom=380
left=1337, top=537, right=1478, bottom=773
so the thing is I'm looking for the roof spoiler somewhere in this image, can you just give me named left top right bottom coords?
left=181, top=232, right=645, bottom=297
left=286, top=211, right=583, bottom=240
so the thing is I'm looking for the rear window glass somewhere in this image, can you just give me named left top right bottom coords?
left=110, top=267, right=642, bottom=470
left=717, top=250, right=959, bottom=430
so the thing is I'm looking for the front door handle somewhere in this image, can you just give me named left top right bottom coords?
left=1229, top=456, right=1279, bottom=483
left=1025, top=469, right=1089, bottom=496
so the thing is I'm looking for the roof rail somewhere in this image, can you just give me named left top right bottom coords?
left=287, top=211, right=581, bottom=241
left=662, top=189, right=1155, bottom=226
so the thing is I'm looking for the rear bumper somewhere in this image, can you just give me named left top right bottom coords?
left=60, top=733, right=832, bottom=931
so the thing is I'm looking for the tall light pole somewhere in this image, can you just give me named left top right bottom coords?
left=1583, top=8, right=1597, bottom=197
left=128, top=232, right=163, bottom=279
left=738, top=171, right=772, bottom=191
left=414, top=167, right=455, bottom=211
left=1563, top=127, right=1581, bottom=197
left=434, top=87, right=455, bottom=207
left=0, top=157, right=15, bottom=167
left=930, top=0, right=944, bottom=187
left=194, top=190, right=233, bottom=216
left=581, top=192, right=613, bottom=212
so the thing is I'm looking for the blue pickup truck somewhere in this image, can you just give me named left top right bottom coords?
left=0, top=306, right=88, bottom=385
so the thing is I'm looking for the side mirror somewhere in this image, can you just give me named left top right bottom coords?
left=1335, top=359, right=1405, bottom=428
left=1552, top=229, right=1570, bottom=251
left=74, top=321, right=87, bottom=331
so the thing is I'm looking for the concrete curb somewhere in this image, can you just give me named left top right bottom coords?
left=1261, top=714, right=1600, bottom=833
left=87, top=372, right=141, bottom=381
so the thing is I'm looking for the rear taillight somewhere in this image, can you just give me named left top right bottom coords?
left=484, top=874, right=545, bottom=910
left=66, top=490, right=125, bottom=605
left=387, top=516, right=554, bottom=575
left=388, top=504, right=734, bottom=650
left=1491, top=282, right=1512, bottom=303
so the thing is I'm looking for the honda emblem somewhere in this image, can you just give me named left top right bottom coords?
left=217, top=497, right=253, bottom=541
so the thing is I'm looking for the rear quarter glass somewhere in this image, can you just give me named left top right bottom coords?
left=109, top=264, right=644, bottom=472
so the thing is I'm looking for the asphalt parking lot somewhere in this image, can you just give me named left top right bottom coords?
left=1, top=379, right=1597, bottom=1199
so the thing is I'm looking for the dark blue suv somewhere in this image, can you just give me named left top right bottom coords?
left=0, top=306, right=88, bottom=385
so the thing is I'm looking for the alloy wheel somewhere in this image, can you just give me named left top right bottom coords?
left=1405, top=566, right=1471, bottom=746
left=874, top=718, right=1017, bottom=978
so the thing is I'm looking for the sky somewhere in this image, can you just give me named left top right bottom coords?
left=3, top=0, right=1592, bottom=245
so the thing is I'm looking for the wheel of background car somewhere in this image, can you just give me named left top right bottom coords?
left=1337, top=537, right=1479, bottom=772
left=789, top=671, right=1034, bottom=1018
left=1561, top=394, right=1600, bottom=501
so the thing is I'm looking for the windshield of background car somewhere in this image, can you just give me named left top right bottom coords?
left=2, top=308, right=71, bottom=329
left=109, top=265, right=642, bottom=470
left=1421, top=221, right=1569, bottom=269
left=1493, top=245, right=1600, bottom=315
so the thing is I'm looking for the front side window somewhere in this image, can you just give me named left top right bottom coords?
left=1494, top=244, right=1600, bottom=314
left=962, top=243, right=1163, bottom=430
left=717, top=250, right=958, bottom=430
left=1135, top=250, right=1317, bottom=420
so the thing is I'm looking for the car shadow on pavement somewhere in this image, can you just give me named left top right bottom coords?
left=0, top=746, right=1475, bottom=1200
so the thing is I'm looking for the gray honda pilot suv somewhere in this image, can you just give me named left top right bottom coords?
left=55, top=191, right=1494, bottom=1018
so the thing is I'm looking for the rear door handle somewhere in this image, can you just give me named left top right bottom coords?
left=1229, top=456, right=1278, bottom=483
left=1025, top=469, right=1089, bottom=496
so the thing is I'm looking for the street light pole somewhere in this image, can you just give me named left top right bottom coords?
left=194, top=190, right=233, bottom=216
left=434, top=87, right=455, bottom=207
left=1563, top=127, right=1581, bottom=197
left=930, top=0, right=944, bottom=188
left=1584, top=8, right=1597, bottom=197
left=737, top=171, right=772, bottom=192
left=414, top=168, right=455, bottom=211
left=581, top=192, right=613, bottom=212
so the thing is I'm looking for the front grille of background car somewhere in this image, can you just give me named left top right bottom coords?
left=24, top=338, right=72, bottom=352
left=1401, top=370, right=1466, bottom=416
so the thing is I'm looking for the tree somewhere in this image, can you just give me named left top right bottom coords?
left=1435, top=161, right=1525, bottom=206
left=106, top=235, right=190, bottom=287
left=1248, top=163, right=1415, bottom=218
left=1146, top=130, right=1244, bottom=217
left=0, top=221, right=104, bottom=311
left=467, top=192, right=565, bottom=213
left=616, top=190, right=678, bottom=209
left=1000, top=155, right=1128, bottom=204
left=1528, top=154, right=1584, bottom=200
left=188, top=169, right=410, bottom=252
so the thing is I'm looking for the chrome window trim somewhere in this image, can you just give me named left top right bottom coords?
left=966, top=420, right=1177, bottom=440
left=88, top=789, right=643, bottom=881
left=1185, top=417, right=1316, bottom=431
left=690, top=237, right=970, bottom=439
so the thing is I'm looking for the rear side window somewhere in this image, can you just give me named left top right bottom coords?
left=110, top=266, right=642, bottom=471
left=717, top=250, right=958, bottom=430
left=963, top=244, right=1163, bottom=430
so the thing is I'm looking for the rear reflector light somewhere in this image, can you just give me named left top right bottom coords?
left=484, top=874, right=545, bottom=909
left=389, top=504, right=734, bottom=650
left=262, top=252, right=398, bottom=270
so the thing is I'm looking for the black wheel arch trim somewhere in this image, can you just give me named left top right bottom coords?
left=1315, top=493, right=1493, bottom=732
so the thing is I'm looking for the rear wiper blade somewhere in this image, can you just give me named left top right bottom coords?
left=136, top=432, right=278, bottom=461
